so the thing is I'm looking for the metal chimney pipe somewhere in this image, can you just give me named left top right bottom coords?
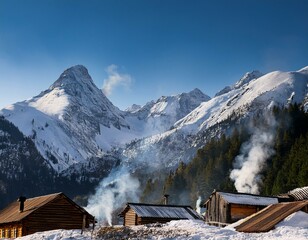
left=163, top=194, right=169, bottom=205
left=17, top=196, right=26, bottom=212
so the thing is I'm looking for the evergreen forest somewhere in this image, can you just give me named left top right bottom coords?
left=141, top=104, right=308, bottom=206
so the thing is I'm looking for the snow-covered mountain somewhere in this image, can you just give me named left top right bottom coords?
left=124, top=88, right=211, bottom=136
left=0, top=65, right=210, bottom=173
left=1, top=65, right=308, bottom=174
left=175, top=68, right=308, bottom=134
left=1, top=65, right=132, bottom=172
left=121, top=67, right=308, bottom=170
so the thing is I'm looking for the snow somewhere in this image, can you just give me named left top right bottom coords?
left=276, top=211, right=308, bottom=228
left=218, top=192, right=278, bottom=206
left=1, top=65, right=307, bottom=174
left=175, top=69, right=308, bottom=134
left=16, top=211, right=308, bottom=240
left=29, top=88, right=69, bottom=117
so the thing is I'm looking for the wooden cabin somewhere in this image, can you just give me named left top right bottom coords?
left=204, top=190, right=278, bottom=226
left=119, top=203, right=202, bottom=226
left=0, top=192, right=94, bottom=238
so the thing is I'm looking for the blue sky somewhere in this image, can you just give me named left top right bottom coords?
left=0, top=0, right=308, bottom=110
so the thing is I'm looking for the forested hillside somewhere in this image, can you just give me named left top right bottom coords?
left=141, top=104, right=308, bottom=206
left=0, top=116, right=57, bottom=208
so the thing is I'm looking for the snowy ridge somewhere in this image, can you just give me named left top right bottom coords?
left=0, top=66, right=210, bottom=173
left=124, top=88, right=210, bottom=136
left=1, top=65, right=308, bottom=173
left=174, top=68, right=308, bottom=134
left=121, top=67, right=308, bottom=170
left=1, top=65, right=132, bottom=172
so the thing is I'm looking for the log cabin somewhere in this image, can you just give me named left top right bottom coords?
left=204, top=190, right=278, bottom=226
left=119, top=203, right=202, bottom=226
left=0, top=192, right=94, bottom=238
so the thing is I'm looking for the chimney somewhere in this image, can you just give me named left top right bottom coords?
left=163, top=194, right=169, bottom=205
left=17, top=196, right=26, bottom=212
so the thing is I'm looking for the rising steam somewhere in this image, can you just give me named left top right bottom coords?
left=195, top=196, right=202, bottom=214
left=230, top=113, right=276, bottom=194
left=86, top=167, right=140, bottom=225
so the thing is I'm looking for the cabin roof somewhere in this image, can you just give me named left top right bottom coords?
left=217, top=192, right=278, bottom=206
left=235, top=200, right=308, bottom=232
left=119, top=203, right=202, bottom=220
left=0, top=192, right=93, bottom=225
left=288, top=186, right=308, bottom=201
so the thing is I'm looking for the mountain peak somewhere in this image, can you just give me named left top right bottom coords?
left=234, top=70, right=263, bottom=89
left=49, top=65, right=95, bottom=93
left=188, top=88, right=204, bottom=96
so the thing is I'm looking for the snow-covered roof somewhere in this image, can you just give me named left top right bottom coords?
left=218, top=192, right=278, bottom=206
left=121, top=203, right=201, bottom=220
left=288, top=186, right=308, bottom=201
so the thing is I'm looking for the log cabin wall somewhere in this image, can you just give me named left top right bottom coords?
left=0, top=223, right=23, bottom=238
left=124, top=208, right=137, bottom=226
left=23, top=196, right=86, bottom=235
left=206, top=192, right=229, bottom=226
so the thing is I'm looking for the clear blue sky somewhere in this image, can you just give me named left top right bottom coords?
left=0, top=0, right=307, bottom=110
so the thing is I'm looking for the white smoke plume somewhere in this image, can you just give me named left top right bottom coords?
left=86, top=167, right=140, bottom=225
left=102, top=64, right=132, bottom=96
left=195, top=196, right=202, bottom=214
left=230, top=114, right=276, bottom=194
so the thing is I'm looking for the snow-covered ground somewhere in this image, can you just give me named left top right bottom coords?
left=16, top=211, right=308, bottom=240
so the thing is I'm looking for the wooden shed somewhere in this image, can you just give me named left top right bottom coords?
left=204, top=190, right=278, bottom=226
left=119, top=203, right=202, bottom=226
left=0, top=192, right=94, bottom=238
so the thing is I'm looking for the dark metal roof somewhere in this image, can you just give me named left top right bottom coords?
left=235, top=200, right=308, bottom=233
left=204, top=190, right=278, bottom=206
left=288, top=186, right=308, bottom=201
left=120, top=203, right=202, bottom=220
left=0, top=192, right=94, bottom=224
left=217, top=192, right=278, bottom=206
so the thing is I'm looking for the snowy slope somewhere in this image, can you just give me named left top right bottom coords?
left=174, top=68, right=308, bottom=134
left=0, top=65, right=210, bottom=173
left=0, top=65, right=131, bottom=172
left=124, top=88, right=210, bottom=136
left=1, top=65, right=307, bottom=173
left=121, top=67, right=308, bottom=170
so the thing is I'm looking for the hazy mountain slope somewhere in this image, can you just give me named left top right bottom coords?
left=0, top=65, right=210, bottom=173
left=124, top=88, right=211, bottom=136
left=121, top=67, right=308, bottom=171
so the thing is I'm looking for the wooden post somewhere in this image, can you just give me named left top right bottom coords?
left=81, top=214, right=86, bottom=234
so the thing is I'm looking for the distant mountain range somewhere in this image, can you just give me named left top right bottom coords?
left=0, top=65, right=308, bottom=206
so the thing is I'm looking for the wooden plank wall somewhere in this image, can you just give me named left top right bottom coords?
left=0, top=223, right=22, bottom=238
left=124, top=208, right=137, bottom=226
left=24, top=196, right=85, bottom=235
left=230, top=204, right=258, bottom=222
